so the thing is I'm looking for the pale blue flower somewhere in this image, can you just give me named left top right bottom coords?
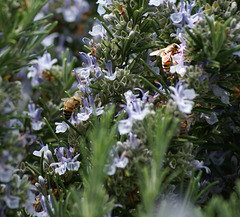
left=201, top=112, right=218, bottom=125
left=76, top=68, right=90, bottom=79
left=74, top=71, right=104, bottom=123
left=31, top=52, right=57, bottom=71
left=20, top=131, right=37, bottom=147
left=24, top=101, right=45, bottom=130
left=147, top=53, right=159, bottom=75
left=25, top=101, right=41, bottom=119
left=77, top=52, right=102, bottom=79
left=9, top=119, right=23, bottom=128
left=105, top=150, right=129, bottom=176
left=34, top=12, right=45, bottom=21
left=36, top=194, right=54, bottom=217
left=0, top=151, right=15, bottom=183
left=103, top=60, right=117, bottom=80
left=130, top=101, right=149, bottom=121
left=170, top=55, right=186, bottom=76
left=41, top=33, right=59, bottom=47
left=170, top=81, right=197, bottom=114
left=74, top=69, right=92, bottom=96
left=169, top=33, right=187, bottom=76
left=192, top=160, right=211, bottom=174
left=170, top=0, right=202, bottom=32
left=77, top=112, right=90, bottom=121
left=114, top=151, right=129, bottom=168
left=28, top=52, right=57, bottom=86
left=125, top=133, right=141, bottom=149
left=24, top=190, right=38, bottom=216
left=3, top=194, right=20, bottom=209
left=78, top=52, right=93, bottom=72
left=31, top=121, right=45, bottom=131
left=2, top=97, right=15, bottom=115
left=50, top=147, right=80, bottom=175
left=233, top=50, right=240, bottom=57
left=75, top=95, right=104, bottom=124
left=211, top=84, right=230, bottom=104
left=124, top=90, right=139, bottom=107
left=58, top=72, right=104, bottom=128
left=56, top=0, right=90, bottom=23
left=150, top=82, right=166, bottom=103
left=130, top=132, right=141, bottom=146
left=118, top=90, right=150, bottom=135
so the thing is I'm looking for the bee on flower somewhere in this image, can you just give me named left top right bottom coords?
left=150, top=43, right=180, bottom=73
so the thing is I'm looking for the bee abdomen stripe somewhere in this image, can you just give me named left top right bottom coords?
left=63, top=110, right=72, bottom=114
left=63, top=112, right=72, bottom=119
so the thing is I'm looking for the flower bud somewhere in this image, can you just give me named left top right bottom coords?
left=46, top=150, right=54, bottom=163
left=38, top=175, right=45, bottom=188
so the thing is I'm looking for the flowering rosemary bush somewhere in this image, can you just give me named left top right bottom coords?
left=1, top=0, right=240, bottom=216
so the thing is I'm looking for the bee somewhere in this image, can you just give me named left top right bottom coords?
left=62, top=96, right=81, bottom=120
left=150, top=43, right=180, bottom=72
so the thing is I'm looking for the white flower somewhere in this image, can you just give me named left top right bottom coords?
left=96, top=0, right=112, bottom=15
left=170, top=53, right=186, bottom=77
left=41, top=33, right=59, bottom=47
left=77, top=112, right=90, bottom=121
left=149, top=0, right=164, bottom=7
left=118, top=118, right=133, bottom=135
left=33, top=144, right=49, bottom=159
left=89, top=23, right=106, bottom=38
left=55, top=121, right=68, bottom=133
left=170, top=81, right=197, bottom=114
left=33, top=52, right=57, bottom=71
left=149, top=0, right=176, bottom=6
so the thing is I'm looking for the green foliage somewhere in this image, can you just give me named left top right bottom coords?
left=0, top=0, right=57, bottom=77
left=0, top=76, right=24, bottom=157
left=137, top=109, right=179, bottom=217
left=204, top=180, right=240, bottom=217
left=70, top=107, right=116, bottom=217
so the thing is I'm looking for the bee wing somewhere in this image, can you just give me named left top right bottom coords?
left=150, top=48, right=165, bottom=56
left=61, top=98, right=70, bottom=102
left=161, top=52, right=172, bottom=63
